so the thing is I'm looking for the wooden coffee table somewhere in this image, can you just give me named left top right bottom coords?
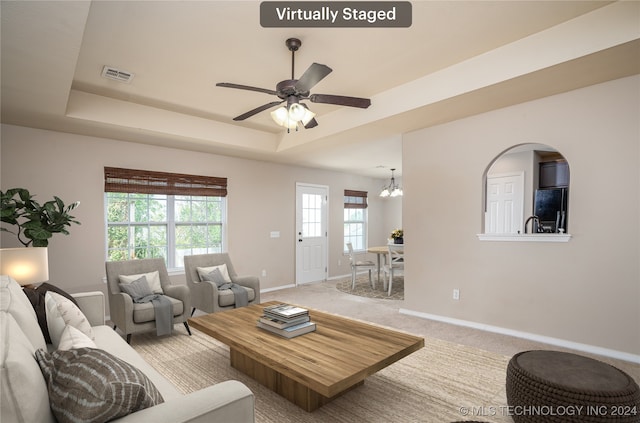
left=188, top=301, right=424, bottom=411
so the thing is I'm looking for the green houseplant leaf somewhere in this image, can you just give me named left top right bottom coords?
left=0, top=188, right=80, bottom=247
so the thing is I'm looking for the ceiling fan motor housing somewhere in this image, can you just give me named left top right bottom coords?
left=276, top=79, right=309, bottom=99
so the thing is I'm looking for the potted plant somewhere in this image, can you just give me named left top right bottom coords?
left=391, top=229, right=403, bottom=244
left=1, top=188, right=80, bottom=247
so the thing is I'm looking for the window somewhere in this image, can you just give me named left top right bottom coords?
left=104, top=167, right=227, bottom=269
left=344, top=190, right=368, bottom=252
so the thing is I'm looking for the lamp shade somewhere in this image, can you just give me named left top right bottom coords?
left=0, top=247, right=49, bottom=286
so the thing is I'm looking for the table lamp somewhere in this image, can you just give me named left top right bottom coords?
left=0, top=247, right=49, bottom=287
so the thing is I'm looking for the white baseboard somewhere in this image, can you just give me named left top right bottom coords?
left=260, top=284, right=296, bottom=294
left=260, top=273, right=354, bottom=293
left=399, top=308, right=640, bottom=364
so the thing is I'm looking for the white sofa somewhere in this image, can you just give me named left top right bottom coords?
left=0, top=275, right=255, bottom=423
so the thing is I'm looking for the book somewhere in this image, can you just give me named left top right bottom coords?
left=259, top=314, right=310, bottom=329
left=256, top=320, right=316, bottom=339
left=263, top=304, right=309, bottom=320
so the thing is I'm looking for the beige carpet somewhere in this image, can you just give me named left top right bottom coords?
left=334, top=274, right=404, bottom=300
left=131, top=328, right=513, bottom=423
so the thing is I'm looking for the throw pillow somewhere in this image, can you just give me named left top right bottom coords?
left=57, top=324, right=97, bottom=350
left=35, top=348, right=164, bottom=423
left=197, top=263, right=231, bottom=283
left=119, top=270, right=163, bottom=294
left=22, top=282, right=78, bottom=344
left=119, top=275, right=154, bottom=302
left=201, top=267, right=229, bottom=287
left=45, top=291, right=95, bottom=349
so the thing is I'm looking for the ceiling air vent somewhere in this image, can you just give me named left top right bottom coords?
left=101, top=66, right=134, bottom=83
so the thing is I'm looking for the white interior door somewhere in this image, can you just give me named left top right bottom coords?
left=295, top=183, right=328, bottom=285
left=486, top=172, right=524, bottom=234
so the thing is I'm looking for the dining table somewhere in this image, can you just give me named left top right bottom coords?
left=367, top=244, right=403, bottom=289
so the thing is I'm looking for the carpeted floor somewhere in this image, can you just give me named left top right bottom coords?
left=129, top=280, right=639, bottom=422
left=131, top=328, right=512, bottom=423
left=334, top=273, right=404, bottom=300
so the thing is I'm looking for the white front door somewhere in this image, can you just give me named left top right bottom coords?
left=486, top=173, right=524, bottom=234
left=295, top=183, right=328, bottom=285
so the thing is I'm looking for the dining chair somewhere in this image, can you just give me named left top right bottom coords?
left=346, top=242, right=376, bottom=289
left=384, top=244, right=404, bottom=296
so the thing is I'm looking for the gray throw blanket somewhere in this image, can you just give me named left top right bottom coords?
left=203, top=268, right=248, bottom=308
left=119, top=276, right=173, bottom=336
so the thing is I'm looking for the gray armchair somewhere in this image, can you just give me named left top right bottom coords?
left=184, top=253, right=260, bottom=315
left=105, top=258, right=192, bottom=343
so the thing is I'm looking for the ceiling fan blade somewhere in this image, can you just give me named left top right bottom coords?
left=233, top=101, right=284, bottom=121
left=217, top=83, right=277, bottom=96
left=309, top=93, right=371, bottom=109
left=294, top=63, right=332, bottom=93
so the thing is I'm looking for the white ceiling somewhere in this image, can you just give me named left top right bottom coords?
left=2, top=1, right=639, bottom=178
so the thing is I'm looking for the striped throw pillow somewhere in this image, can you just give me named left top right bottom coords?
left=35, top=348, right=164, bottom=423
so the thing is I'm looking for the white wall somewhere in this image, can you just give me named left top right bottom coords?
left=0, top=125, right=392, bottom=296
left=402, top=75, right=640, bottom=357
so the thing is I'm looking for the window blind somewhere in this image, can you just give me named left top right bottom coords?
left=344, top=190, right=368, bottom=209
left=104, top=167, right=227, bottom=197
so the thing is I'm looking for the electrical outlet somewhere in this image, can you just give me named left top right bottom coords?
left=453, top=289, right=460, bottom=300
left=261, top=270, right=267, bottom=277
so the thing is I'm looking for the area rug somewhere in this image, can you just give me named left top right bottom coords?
left=334, top=274, right=404, bottom=300
left=131, top=328, right=513, bottom=423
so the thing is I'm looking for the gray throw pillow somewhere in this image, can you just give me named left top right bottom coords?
left=35, top=347, right=163, bottom=423
left=201, top=268, right=228, bottom=287
left=119, top=275, right=154, bottom=302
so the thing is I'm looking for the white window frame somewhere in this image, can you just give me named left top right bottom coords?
left=344, top=208, right=368, bottom=253
left=105, top=192, right=227, bottom=270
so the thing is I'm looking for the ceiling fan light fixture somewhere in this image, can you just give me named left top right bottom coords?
left=271, top=101, right=316, bottom=130
left=288, top=102, right=306, bottom=121
left=271, top=106, right=289, bottom=125
left=300, top=108, right=316, bottom=125
left=270, top=107, right=298, bottom=129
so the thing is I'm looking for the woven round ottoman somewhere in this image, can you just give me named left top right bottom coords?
left=506, top=350, right=640, bottom=422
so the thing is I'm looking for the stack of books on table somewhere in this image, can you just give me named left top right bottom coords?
left=257, top=304, right=316, bottom=339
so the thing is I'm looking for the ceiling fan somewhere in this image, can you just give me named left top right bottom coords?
left=216, top=38, right=371, bottom=131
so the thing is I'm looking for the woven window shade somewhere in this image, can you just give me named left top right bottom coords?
left=104, top=167, right=227, bottom=197
left=344, top=190, right=368, bottom=209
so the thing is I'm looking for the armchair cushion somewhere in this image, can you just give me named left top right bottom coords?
left=119, top=271, right=163, bottom=294
left=35, top=348, right=164, bottom=423
left=119, top=276, right=154, bottom=302
left=200, top=268, right=228, bottom=286
left=197, top=264, right=231, bottom=283
left=218, top=287, right=256, bottom=307
left=131, top=297, right=184, bottom=323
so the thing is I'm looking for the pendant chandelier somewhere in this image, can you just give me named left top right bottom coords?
left=380, top=168, right=403, bottom=198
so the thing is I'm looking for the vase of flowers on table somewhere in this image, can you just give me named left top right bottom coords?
left=391, top=229, right=403, bottom=244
